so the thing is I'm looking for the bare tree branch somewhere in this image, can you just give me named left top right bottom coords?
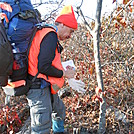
left=76, top=7, right=93, bottom=34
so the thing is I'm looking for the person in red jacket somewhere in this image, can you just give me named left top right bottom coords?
left=27, top=5, right=78, bottom=134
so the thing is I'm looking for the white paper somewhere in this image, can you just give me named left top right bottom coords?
left=62, top=60, right=76, bottom=71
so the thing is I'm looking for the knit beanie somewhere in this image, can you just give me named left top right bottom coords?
left=55, top=5, right=78, bottom=29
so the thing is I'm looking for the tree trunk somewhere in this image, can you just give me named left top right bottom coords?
left=93, top=0, right=106, bottom=133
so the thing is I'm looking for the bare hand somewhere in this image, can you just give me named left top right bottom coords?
left=63, top=66, right=75, bottom=79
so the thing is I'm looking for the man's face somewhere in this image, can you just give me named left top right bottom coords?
left=58, top=24, right=74, bottom=41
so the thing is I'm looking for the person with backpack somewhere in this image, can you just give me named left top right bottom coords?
left=27, top=5, right=78, bottom=134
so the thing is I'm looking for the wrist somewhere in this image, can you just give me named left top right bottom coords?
left=62, top=70, right=66, bottom=77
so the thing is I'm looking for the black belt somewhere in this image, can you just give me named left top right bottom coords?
left=30, top=82, right=41, bottom=89
left=28, top=74, right=41, bottom=89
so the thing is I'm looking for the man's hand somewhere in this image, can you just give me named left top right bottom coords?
left=63, top=65, right=75, bottom=79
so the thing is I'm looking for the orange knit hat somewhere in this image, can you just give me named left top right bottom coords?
left=55, top=5, right=78, bottom=29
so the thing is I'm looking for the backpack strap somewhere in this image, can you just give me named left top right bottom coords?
left=27, top=26, right=38, bottom=55
left=26, top=26, right=38, bottom=83
left=31, top=72, right=39, bottom=83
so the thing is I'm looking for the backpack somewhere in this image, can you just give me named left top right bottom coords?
left=0, top=22, right=13, bottom=87
left=0, top=1, right=41, bottom=96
